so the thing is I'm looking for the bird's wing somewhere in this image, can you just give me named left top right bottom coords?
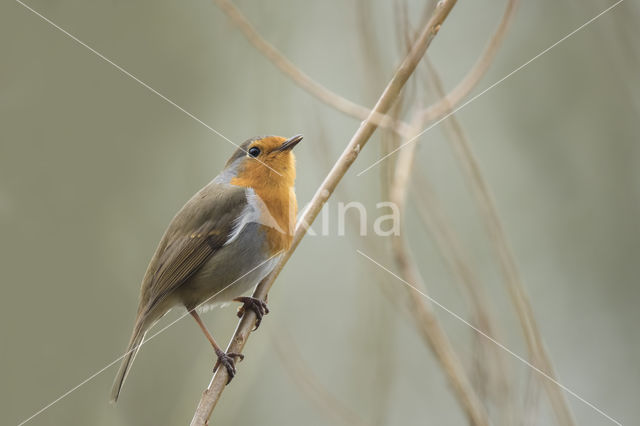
left=139, top=183, right=249, bottom=313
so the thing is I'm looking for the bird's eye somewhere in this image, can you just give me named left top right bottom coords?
left=248, top=147, right=261, bottom=157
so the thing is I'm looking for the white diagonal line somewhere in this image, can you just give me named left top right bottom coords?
left=15, top=0, right=282, bottom=177
left=356, top=249, right=622, bottom=425
left=16, top=251, right=283, bottom=426
left=357, top=0, right=626, bottom=176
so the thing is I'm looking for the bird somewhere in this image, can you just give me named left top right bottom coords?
left=110, top=134, right=302, bottom=402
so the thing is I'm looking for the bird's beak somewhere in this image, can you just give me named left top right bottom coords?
left=277, top=134, right=303, bottom=151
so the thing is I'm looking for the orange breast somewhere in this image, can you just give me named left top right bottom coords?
left=230, top=179, right=297, bottom=255
left=255, top=186, right=297, bottom=254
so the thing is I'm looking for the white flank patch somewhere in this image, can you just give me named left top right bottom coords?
left=225, top=187, right=285, bottom=245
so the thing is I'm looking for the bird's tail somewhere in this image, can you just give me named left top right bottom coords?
left=110, top=314, right=149, bottom=403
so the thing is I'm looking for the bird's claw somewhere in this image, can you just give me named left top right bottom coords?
left=233, top=296, right=269, bottom=330
left=213, top=350, right=244, bottom=384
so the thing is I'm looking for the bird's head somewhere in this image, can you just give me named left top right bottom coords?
left=225, top=135, right=302, bottom=189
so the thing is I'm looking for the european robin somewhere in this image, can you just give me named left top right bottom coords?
left=110, top=134, right=302, bottom=402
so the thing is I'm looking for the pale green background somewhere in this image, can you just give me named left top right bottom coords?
left=1, top=0, right=638, bottom=425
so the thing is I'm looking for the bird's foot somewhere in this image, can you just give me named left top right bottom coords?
left=213, top=349, right=244, bottom=384
left=233, top=296, right=269, bottom=330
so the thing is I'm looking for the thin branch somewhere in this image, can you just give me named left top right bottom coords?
left=424, top=59, right=576, bottom=426
left=190, top=2, right=459, bottom=423
left=420, top=0, right=518, bottom=122
left=388, top=130, right=489, bottom=426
